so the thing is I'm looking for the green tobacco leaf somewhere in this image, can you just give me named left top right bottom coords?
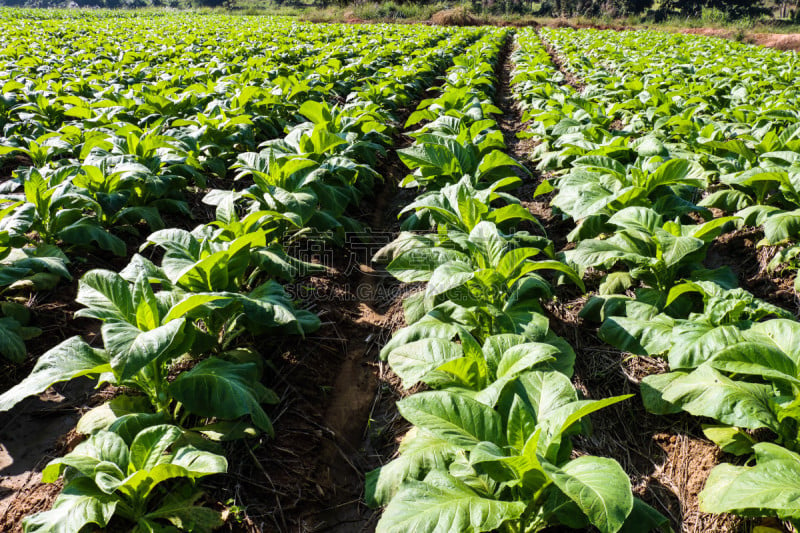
left=365, top=428, right=458, bottom=508
left=495, top=342, right=559, bottom=378
left=171, top=445, right=228, bottom=476
left=379, top=320, right=461, bottom=361
left=426, top=262, right=474, bottom=298
left=60, top=220, right=126, bottom=257
left=709, top=342, right=799, bottom=387
left=668, top=323, right=746, bottom=370
left=607, top=207, right=662, bottom=234
left=658, top=233, right=704, bottom=267
left=525, top=260, right=586, bottom=292
left=397, top=391, right=503, bottom=448
left=76, top=395, right=153, bottom=436
left=702, top=425, right=756, bottom=456
left=398, top=144, right=458, bottom=174
left=162, top=293, right=231, bottom=323
left=103, top=318, right=186, bottom=381
left=75, top=270, right=136, bottom=323
left=543, top=456, right=633, bottom=533
left=477, top=150, right=524, bottom=175
left=599, top=315, right=674, bottom=356
left=539, top=396, right=632, bottom=462
left=660, top=365, right=779, bottom=431
left=469, top=221, right=506, bottom=266
left=387, top=339, right=464, bottom=388
left=299, top=100, right=332, bottom=124
left=482, top=334, right=529, bottom=373
left=387, top=248, right=470, bottom=283
left=169, top=357, right=274, bottom=436
left=534, top=179, right=554, bottom=197
left=599, top=272, right=634, bottom=295
left=0, top=337, right=109, bottom=412
left=144, top=493, right=224, bottom=533
left=486, top=203, right=538, bottom=229
left=700, top=443, right=800, bottom=519
left=649, top=159, right=704, bottom=188
left=505, top=395, right=538, bottom=452
left=23, top=478, right=117, bottom=533
left=619, top=498, right=672, bottom=533
left=640, top=372, right=685, bottom=415
left=108, top=412, right=171, bottom=446
left=42, top=431, right=129, bottom=483
left=129, top=424, right=183, bottom=471
left=435, top=357, right=489, bottom=390
left=499, top=370, right=578, bottom=426
left=750, top=319, right=800, bottom=367
left=375, top=470, right=525, bottom=533
left=0, top=317, right=26, bottom=362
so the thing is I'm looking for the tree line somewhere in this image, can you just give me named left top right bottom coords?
left=4, top=0, right=798, bottom=22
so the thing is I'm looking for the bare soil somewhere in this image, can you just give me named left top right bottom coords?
left=681, top=27, right=800, bottom=51
left=706, top=227, right=799, bottom=316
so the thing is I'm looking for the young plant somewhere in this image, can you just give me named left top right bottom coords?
left=15, top=166, right=126, bottom=256
left=397, top=130, right=524, bottom=190
left=377, top=221, right=582, bottom=339
left=0, top=268, right=282, bottom=438
left=566, top=206, right=736, bottom=299
left=398, top=175, right=540, bottom=234
left=24, top=424, right=227, bottom=533
left=700, top=443, right=800, bottom=528
left=553, top=157, right=708, bottom=241
left=366, top=371, right=662, bottom=533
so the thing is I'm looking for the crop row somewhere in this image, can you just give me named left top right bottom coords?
left=364, top=28, right=671, bottom=533
left=0, top=14, right=475, bottom=359
left=513, top=26, right=800, bottom=527
left=0, top=16, right=475, bottom=364
left=0, top=16, right=488, bottom=532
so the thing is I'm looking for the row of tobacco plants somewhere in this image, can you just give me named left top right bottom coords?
left=0, top=11, right=489, bottom=532
left=513, top=26, right=800, bottom=529
left=363, top=28, right=671, bottom=533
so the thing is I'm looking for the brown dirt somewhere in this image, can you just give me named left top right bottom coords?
left=0, top=155, right=32, bottom=185
left=752, top=32, right=800, bottom=50
left=496, top=37, right=533, bottom=161
left=207, top=262, right=393, bottom=532
left=495, top=34, right=569, bottom=249
left=0, top=479, right=62, bottom=532
left=682, top=27, right=800, bottom=51
left=705, top=227, right=799, bottom=315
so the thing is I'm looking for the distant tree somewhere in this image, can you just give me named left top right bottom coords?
left=658, top=0, right=766, bottom=17
left=192, top=0, right=225, bottom=6
left=706, top=0, right=767, bottom=16
left=544, top=0, right=653, bottom=16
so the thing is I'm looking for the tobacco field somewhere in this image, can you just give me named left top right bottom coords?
left=1, top=9, right=800, bottom=533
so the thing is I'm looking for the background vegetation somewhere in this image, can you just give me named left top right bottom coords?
left=0, top=0, right=798, bottom=35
